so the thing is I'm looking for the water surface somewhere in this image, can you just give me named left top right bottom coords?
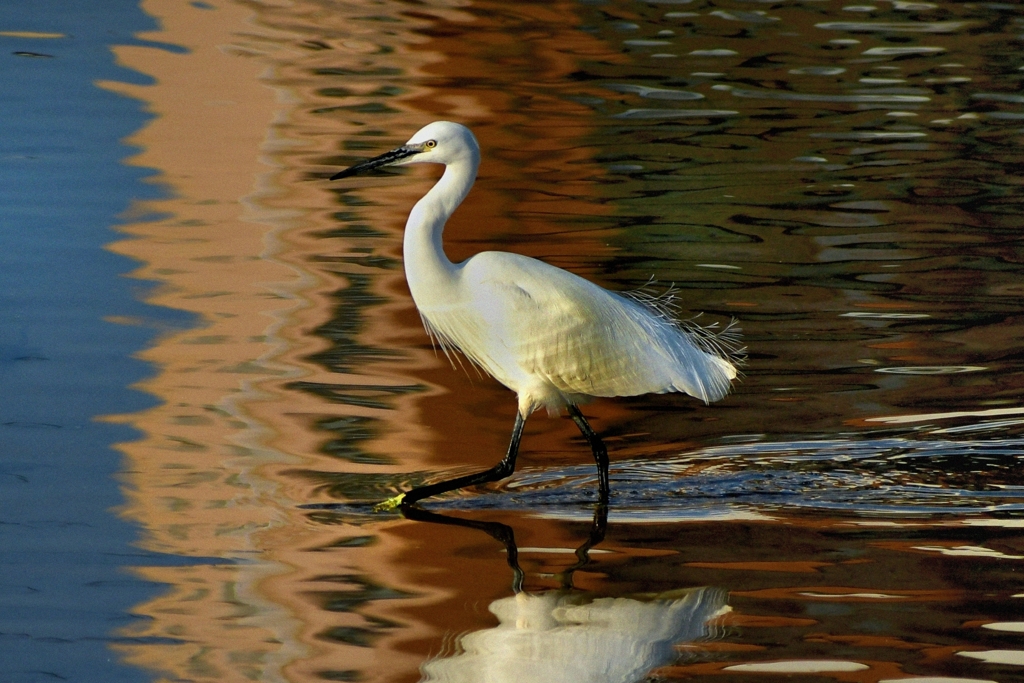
left=5, top=0, right=1024, bottom=682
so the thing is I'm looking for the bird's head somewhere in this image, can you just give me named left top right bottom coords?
left=331, top=121, right=479, bottom=180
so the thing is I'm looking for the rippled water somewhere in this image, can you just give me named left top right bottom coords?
left=6, top=0, right=1024, bottom=682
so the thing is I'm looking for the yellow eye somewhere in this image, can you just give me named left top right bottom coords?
left=425, top=140, right=437, bottom=149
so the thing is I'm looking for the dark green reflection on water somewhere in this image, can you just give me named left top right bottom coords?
left=559, top=0, right=1024, bottom=450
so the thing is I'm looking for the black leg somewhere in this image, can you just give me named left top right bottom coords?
left=559, top=501, right=609, bottom=589
left=567, top=404, right=610, bottom=501
left=400, top=505, right=525, bottom=593
left=376, top=411, right=527, bottom=509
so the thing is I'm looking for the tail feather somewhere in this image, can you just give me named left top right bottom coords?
left=617, top=313, right=741, bottom=404
left=623, top=287, right=745, bottom=404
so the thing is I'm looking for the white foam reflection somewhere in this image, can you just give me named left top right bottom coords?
left=931, top=419, right=1024, bottom=435
left=957, top=650, right=1024, bottom=666
left=875, top=366, right=986, bottom=375
left=688, top=49, right=738, bottom=57
left=612, top=108, right=738, bottom=119
left=811, top=131, right=928, bottom=140
left=709, top=10, right=779, bottom=24
left=865, top=406, right=1024, bottom=425
left=790, top=66, right=847, bottom=75
left=717, top=84, right=930, bottom=103
left=981, top=622, right=1024, bottom=632
left=623, top=39, right=672, bottom=47
left=913, top=545, right=1024, bottom=560
left=863, top=46, right=946, bottom=56
left=816, top=21, right=967, bottom=33
left=725, top=660, right=869, bottom=673
left=972, top=93, right=1024, bottom=105
left=842, top=312, right=930, bottom=319
left=606, top=84, right=704, bottom=100
left=799, top=591, right=903, bottom=599
left=963, top=520, right=1024, bottom=529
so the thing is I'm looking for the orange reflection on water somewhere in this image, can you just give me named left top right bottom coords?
left=103, top=0, right=309, bottom=678
left=103, top=0, right=623, bottom=681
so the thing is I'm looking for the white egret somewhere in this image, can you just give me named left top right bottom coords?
left=331, top=121, right=742, bottom=509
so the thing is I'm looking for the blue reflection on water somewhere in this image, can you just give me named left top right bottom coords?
left=419, top=435, right=1024, bottom=519
left=0, top=2, right=191, bottom=681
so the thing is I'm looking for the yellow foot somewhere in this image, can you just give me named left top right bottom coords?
left=373, top=493, right=406, bottom=512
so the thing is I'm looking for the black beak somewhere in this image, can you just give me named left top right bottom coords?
left=330, top=145, right=421, bottom=180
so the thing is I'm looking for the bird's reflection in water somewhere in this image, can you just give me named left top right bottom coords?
left=401, top=504, right=729, bottom=683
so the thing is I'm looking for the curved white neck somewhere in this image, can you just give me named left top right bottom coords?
left=403, top=158, right=478, bottom=304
